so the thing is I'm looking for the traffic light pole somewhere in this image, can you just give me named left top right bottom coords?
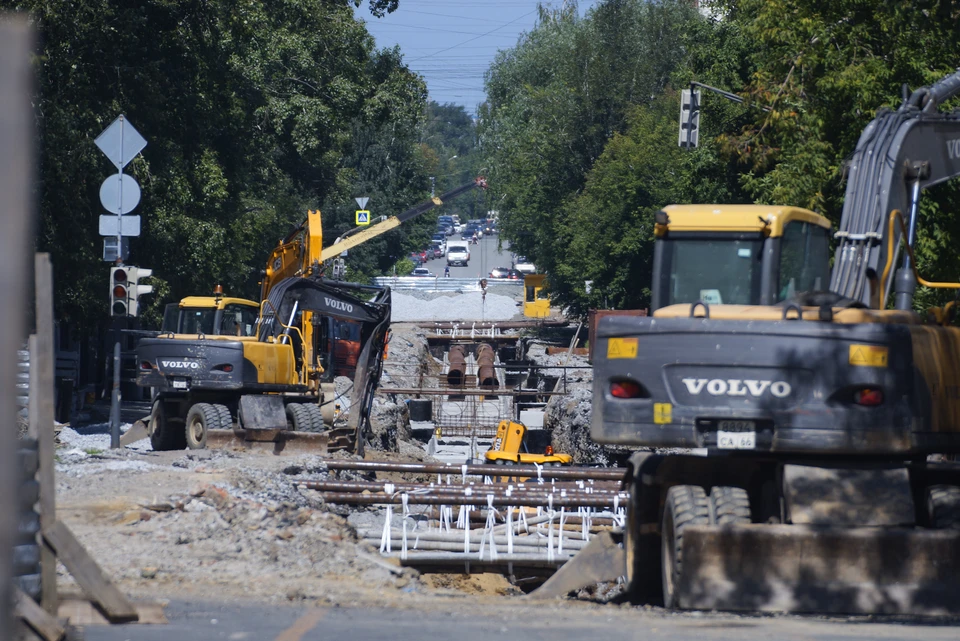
left=109, top=326, right=121, bottom=449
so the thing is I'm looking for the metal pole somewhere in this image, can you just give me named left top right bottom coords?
left=0, top=17, right=35, bottom=638
left=321, top=459, right=627, bottom=480
left=110, top=339, right=120, bottom=448
left=115, top=116, right=124, bottom=262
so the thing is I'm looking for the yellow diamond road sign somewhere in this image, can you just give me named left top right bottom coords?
left=356, top=210, right=370, bottom=225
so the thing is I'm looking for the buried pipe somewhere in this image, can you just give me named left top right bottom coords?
left=297, top=480, right=623, bottom=495
left=315, top=492, right=625, bottom=508
left=447, top=344, right=466, bottom=386
left=322, top=459, right=627, bottom=480
left=359, top=530, right=588, bottom=549
left=476, top=342, right=498, bottom=389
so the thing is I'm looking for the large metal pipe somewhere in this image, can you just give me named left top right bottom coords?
left=322, top=459, right=627, bottom=480
left=475, top=342, right=498, bottom=389
left=315, top=492, right=626, bottom=508
left=297, top=480, right=622, bottom=494
left=446, top=344, right=466, bottom=386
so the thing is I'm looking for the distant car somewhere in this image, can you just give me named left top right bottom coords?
left=410, top=250, right=427, bottom=265
left=462, top=225, right=483, bottom=240
left=483, top=220, right=496, bottom=235
left=514, top=256, right=535, bottom=274
left=432, top=233, right=446, bottom=243
left=489, top=267, right=510, bottom=278
left=411, top=267, right=434, bottom=278
left=439, top=224, right=455, bottom=236
left=507, top=269, right=522, bottom=280
left=429, top=243, right=445, bottom=259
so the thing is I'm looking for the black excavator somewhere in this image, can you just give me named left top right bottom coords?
left=537, top=69, right=960, bottom=616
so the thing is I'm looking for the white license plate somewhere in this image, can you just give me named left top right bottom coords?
left=171, top=378, right=188, bottom=390
left=717, top=421, right=756, bottom=449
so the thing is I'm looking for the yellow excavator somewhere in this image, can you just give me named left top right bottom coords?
left=138, top=179, right=486, bottom=452
left=537, top=70, right=960, bottom=615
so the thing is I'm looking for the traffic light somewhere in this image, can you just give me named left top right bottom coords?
left=110, top=266, right=129, bottom=316
left=678, top=88, right=700, bottom=148
left=127, top=267, right=153, bottom=317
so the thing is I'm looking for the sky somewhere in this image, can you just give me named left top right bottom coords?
left=354, top=0, right=600, bottom=116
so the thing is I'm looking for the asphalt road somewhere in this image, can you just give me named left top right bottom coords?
left=81, top=598, right=960, bottom=641
left=421, top=233, right=514, bottom=280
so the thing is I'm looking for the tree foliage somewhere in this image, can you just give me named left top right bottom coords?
left=482, top=0, right=960, bottom=314
left=7, top=0, right=429, bottom=329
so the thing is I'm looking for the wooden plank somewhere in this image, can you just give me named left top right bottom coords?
left=33, top=255, right=59, bottom=614
left=14, top=587, right=64, bottom=641
left=58, top=598, right=167, bottom=626
left=42, top=521, right=138, bottom=623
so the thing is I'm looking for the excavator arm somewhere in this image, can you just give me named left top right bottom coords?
left=319, top=176, right=487, bottom=263
left=831, top=69, right=960, bottom=306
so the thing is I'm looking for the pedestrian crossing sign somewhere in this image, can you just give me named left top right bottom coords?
left=356, top=210, right=370, bottom=225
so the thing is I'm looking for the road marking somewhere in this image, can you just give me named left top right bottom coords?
left=274, top=608, right=326, bottom=641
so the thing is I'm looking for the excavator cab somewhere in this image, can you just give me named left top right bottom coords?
left=160, top=295, right=260, bottom=337
left=650, top=205, right=831, bottom=311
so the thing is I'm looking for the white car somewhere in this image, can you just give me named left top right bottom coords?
left=514, top=256, right=535, bottom=274
left=411, top=267, right=434, bottom=278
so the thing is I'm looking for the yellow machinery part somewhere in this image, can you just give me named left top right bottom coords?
left=654, top=204, right=830, bottom=237
left=241, top=340, right=297, bottom=385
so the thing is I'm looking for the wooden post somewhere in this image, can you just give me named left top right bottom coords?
left=0, top=16, right=35, bottom=640
left=32, top=255, right=59, bottom=614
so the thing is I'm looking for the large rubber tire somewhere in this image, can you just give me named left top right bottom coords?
left=303, top=404, right=325, bottom=432
left=150, top=400, right=186, bottom=451
left=214, top=404, right=232, bottom=430
left=285, top=403, right=314, bottom=432
left=710, top=486, right=752, bottom=525
left=184, top=403, right=217, bottom=450
left=928, top=485, right=960, bottom=529
left=624, top=478, right=662, bottom=605
left=661, top=485, right=710, bottom=609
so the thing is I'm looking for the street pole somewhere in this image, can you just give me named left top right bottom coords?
left=110, top=336, right=120, bottom=448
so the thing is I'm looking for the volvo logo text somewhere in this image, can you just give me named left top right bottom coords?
left=160, top=360, right=200, bottom=369
left=324, top=297, right=353, bottom=313
left=949, top=138, right=960, bottom=160
left=681, top=378, right=791, bottom=397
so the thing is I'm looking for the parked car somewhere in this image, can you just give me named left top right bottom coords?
left=432, top=232, right=446, bottom=244
left=429, top=242, right=445, bottom=259
left=439, top=224, right=455, bottom=236
left=489, top=266, right=510, bottom=279
left=410, top=250, right=427, bottom=265
left=514, top=256, right=535, bottom=274
left=411, top=267, right=434, bottom=277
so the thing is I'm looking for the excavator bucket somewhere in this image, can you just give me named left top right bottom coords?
left=678, top=525, right=960, bottom=615
left=527, top=531, right=625, bottom=599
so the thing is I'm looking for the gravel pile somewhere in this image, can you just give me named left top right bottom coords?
left=73, top=475, right=417, bottom=602
left=391, top=291, right=520, bottom=322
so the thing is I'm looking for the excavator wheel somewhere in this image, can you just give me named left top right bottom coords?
left=928, top=485, right=960, bottom=529
left=150, top=399, right=186, bottom=451
left=303, top=404, right=325, bottom=432
left=214, top=404, right=233, bottom=430
left=661, top=485, right=710, bottom=608
left=624, top=477, right=661, bottom=604
left=285, top=403, right=314, bottom=432
left=185, top=403, right=218, bottom=449
left=710, top=486, right=752, bottom=525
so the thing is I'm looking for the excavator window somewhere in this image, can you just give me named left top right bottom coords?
left=179, top=309, right=217, bottom=335
left=777, top=221, right=830, bottom=300
left=660, top=233, right=764, bottom=307
left=220, top=304, right=258, bottom=337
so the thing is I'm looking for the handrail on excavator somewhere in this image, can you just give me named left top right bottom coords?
left=880, top=209, right=960, bottom=306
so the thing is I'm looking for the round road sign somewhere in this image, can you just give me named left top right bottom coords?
left=99, top=173, right=141, bottom=215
